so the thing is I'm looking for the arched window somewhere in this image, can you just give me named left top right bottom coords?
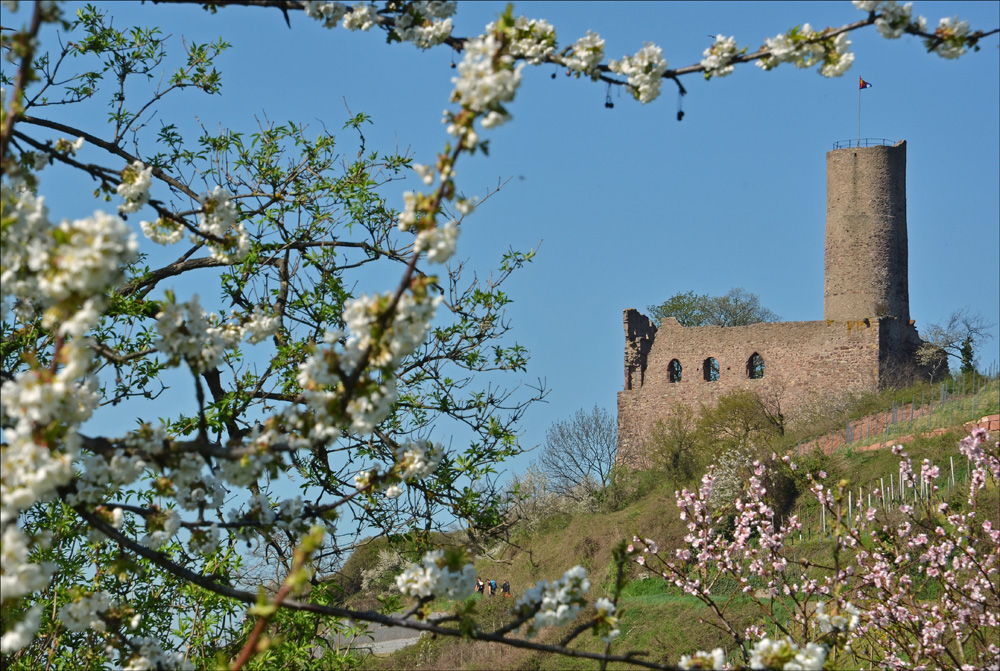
left=668, top=359, right=682, bottom=383
left=703, top=357, right=720, bottom=382
left=747, top=352, right=765, bottom=379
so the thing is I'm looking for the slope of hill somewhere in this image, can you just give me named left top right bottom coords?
left=354, top=381, right=999, bottom=670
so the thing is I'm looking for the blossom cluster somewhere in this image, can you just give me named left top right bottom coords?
left=122, top=636, right=188, bottom=671
left=854, top=1, right=915, bottom=39
left=392, top=1, right=456, bottom=49
left=635, top=430, right=999, bottom=669
left=701, top=34, right=739, bottom=79
left=155, top=296, right=278, bottom=372
left=303, top=0, right=457, bottom=47
left=927, top=15, right=972, bottom=59
left=2, top=177, right=140, bottom=650
left=489, top=16, right=557, bottom=65
left=395, top=439, right=444, bottom=482
left=226, top=493, right=308, bottom=539
left=64, top=449, right=147, bottom=507
left=54, top=136, right=85, bottom=156
left=513, top=565, right=591, bottom=638
left=58, top=590, right=112, bottom=632
left=756, top=24, right=854, bottom=77
left=414, top=218, right=459, bottom=264
left=608, top=42, right=668, bottom=104
left=303, top=1, right=348, bottom=28
left=749, top=636, right=827, bottom=670
left=197, top=186, right=249, bottom=262
left=560, top=31, right=605, bottom=79
left=592, top=597, right=620, bottom=643
left=342, top=3, right=377, bottom=31
left=140, top=217, right=184, bottom=245
left=1, top=181, right=138, bottom=335
left=291, top=287, right=443, bottom=450
left=451, top=33, right=524, bottom=129
left=359, top=438, right=446, bottom=498
left=116, top=160, right=153, bottom=214
left=854, top=2, right=974, bottom=58
left=678, top=647, right=726, bottom=670
left=395, top=549, right=476, bottom=599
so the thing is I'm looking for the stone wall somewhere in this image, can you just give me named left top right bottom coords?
left=616, top=311, right=925, bottom=468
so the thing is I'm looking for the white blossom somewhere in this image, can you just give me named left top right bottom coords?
left=454, top=197, right=478, bottom=216
left=393, top=2, right=455, bottom=48
left=197, top=186, right=248, bottom=262
left=756, top=24, right=853, bottom=77
left=562, top=31, right=605, bottom=79
left=514, top=565, right=591, bottom=637
left=395, top=439, right=443, bottom=481
left=819, top=33, right=854, bottom=77
left=116, top=161, right=153, bottom=214
left=395, top=549, right=476, bottom=598
left=489, top=15, right=556, bottom=65
left=189, top=524, right=220, bottom=555
left=155, top=296, right=235, bottom=372
left=140, top=508, right=181, bottom=549
left=749, top=636, right=828, bottom=670
left=701, top=34, right=739, bottom=78
left=927, top=15, right=970, bottom=59
left=65, top=449, right=147, bottom=506
left=123, top=636, right=188, bottom=671
left=413, top=163, right=434, bottom=185
left=678, top=648, right=726, bottom=670
left=814, top=600, right=861, bottom=633
left=451, top=34, right=524, bottom=126
left=242, top=306, right=280, bottom=344
left=354, top=466, right=381, bottom=491
left=415, top=219, right=459, bottom=264
left=608, top=42, right=668, bottom=104
left=58, top=590, right=113, bottom=632
left=864, top=1, right=915, bottom=39
left=785, top=642, right=828, bottom=670
left=141, top=217, right=184, bottom=245
left=0, top=605, right=42, bottom=653
left=0, top=526, right=57, bottom=603
left=218, top=444, right=275, bottom=487
left=303, top=1, right=348, bottom=28
left=342, top=3, right=377, bottom=31
left=169, top=453, right=225, bottom=511
left=54, top=136, right=85, bottom=155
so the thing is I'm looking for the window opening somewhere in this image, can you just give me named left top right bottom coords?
left=703, top=357, right=720, bottom=382
left=747, top=352, right=765, bottom=379
left=668, top=359, right=682, bottom=383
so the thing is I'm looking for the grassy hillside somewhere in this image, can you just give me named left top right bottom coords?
left=354, top=378, right=998, bottom=669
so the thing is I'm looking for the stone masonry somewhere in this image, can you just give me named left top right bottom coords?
left=617, top=141, right=933, bottom=468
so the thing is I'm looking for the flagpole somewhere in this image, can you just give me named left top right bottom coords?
left=858, top=85, right=861, bottom=148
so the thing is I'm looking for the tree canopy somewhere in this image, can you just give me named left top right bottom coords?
left=648, top=288, right=780, bottom=327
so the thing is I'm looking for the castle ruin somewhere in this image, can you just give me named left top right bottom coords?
left=616, top=141, right=933, bottom=468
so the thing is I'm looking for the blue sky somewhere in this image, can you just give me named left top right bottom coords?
left=24, top=1, right=1000, bottom=479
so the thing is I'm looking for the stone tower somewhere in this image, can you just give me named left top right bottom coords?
left=824, top=140, right=909, bottom=322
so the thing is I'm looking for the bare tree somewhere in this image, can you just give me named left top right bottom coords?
left=537, top=405, right=618, bottom=502
left=921, top=308, right=996, bottom=374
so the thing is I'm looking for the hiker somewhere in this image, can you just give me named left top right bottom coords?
left=475, top=577, right=484, bottom=595
left=489, top=579, right=497, bottom=596
left=501, top=579, right=511, bottom=597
